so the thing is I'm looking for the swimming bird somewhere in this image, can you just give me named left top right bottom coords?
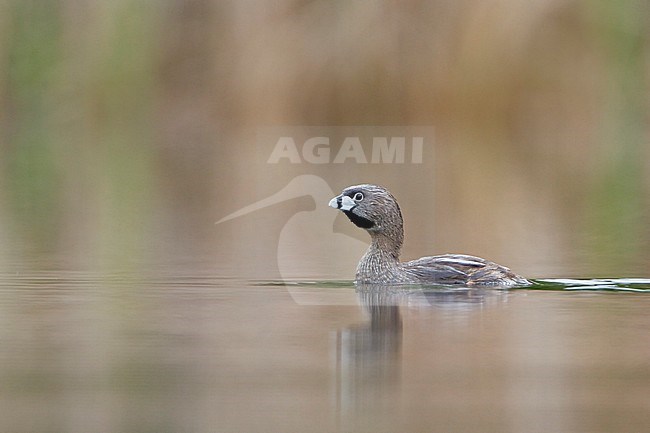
left=329, top=184, right=529, bottom=286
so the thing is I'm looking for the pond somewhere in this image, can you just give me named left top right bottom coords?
left=1, top=269, right=649, bottom=433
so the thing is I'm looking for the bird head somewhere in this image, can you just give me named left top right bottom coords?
left=328, top=184, right=403, bottom=235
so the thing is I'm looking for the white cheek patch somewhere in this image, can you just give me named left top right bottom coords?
left=339, top=195, right=356, bottom=211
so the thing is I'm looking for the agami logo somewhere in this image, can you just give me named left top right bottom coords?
left=216, top=175, right=368, bottom=304
left=267, top=136, right=424, bottom=164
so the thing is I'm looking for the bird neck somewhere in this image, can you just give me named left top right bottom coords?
left=356, top=229, right=405, bottom=283
left=368, top=226, right=403, bottom=261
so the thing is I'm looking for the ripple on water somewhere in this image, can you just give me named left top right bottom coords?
left=532, top=278, right=650, bottom=292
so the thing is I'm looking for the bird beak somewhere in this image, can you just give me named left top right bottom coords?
left=328, top=195, right=356, bottom=211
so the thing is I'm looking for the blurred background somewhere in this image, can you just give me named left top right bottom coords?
left=0, top=0, right=648, bottom=278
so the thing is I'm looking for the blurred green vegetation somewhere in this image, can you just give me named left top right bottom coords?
left=6, top=1, right=64, bottom=248
left=585, top=0, right=647, bottom=272
left=0, top=0, right=648, bottom=276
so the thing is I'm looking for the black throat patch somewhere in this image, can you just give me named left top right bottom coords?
left=342, top=210, right=375, bottom=229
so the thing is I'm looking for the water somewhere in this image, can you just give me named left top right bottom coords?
left=1, top=270, right=649, bottom=433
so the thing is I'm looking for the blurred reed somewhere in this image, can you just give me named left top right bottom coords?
left=0, top=0, right=647, bottom=276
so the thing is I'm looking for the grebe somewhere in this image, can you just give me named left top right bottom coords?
left=329, top=184, right=529, bottom=286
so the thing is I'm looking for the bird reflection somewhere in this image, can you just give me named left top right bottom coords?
left=332, top=284, right=509, bottom=425
left=333, top=285, right=403, bottom=419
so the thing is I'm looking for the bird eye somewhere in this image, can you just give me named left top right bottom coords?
left=353, top=192, right=364, bottom=201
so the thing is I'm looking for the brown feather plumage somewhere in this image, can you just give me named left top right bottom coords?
left=330, top=184, right=529, bottom=286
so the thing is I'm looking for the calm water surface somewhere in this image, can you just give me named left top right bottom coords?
left=0, top=269, right=649, bottom=433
